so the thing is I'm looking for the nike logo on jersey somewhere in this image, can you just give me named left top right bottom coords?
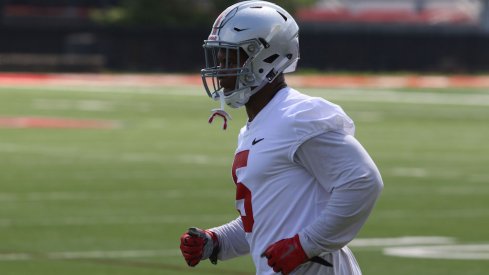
left=252, top=138, right=264, bottom=145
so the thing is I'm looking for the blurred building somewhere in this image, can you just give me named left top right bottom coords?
left=298, top=0, right=483, bottom=26
left=294, top=0, right=489, bottom=73
left=0, top=0, right=489, bottom=73
left=1, top=0, right=119, bottom=27
left=0, top=0, right=118, bottom=71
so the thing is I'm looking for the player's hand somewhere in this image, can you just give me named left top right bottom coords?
left=261, top=234, right=309, bottom=274
left=180, top=227, right=218, bottom=267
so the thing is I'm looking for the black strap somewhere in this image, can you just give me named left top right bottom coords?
left=310, top=256, right=333, bottom=267
left=208, top=231, right=219, bottom=265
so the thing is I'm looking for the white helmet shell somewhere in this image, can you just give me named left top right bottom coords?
left=201, top=1, right=300, bottom=108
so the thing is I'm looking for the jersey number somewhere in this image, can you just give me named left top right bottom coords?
left=232, top=150, right=254, bottom=233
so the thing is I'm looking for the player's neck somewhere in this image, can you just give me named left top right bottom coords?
left=245, top=76, right=287, bottom=122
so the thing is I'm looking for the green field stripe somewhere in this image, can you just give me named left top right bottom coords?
left=0, top=214, right=236, bottom=228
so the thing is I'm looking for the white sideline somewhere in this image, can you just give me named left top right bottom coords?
left=306, top=89, right=489, bottom=107
left=2, top=85, right=489, bottom=106
left=350, top=236, right=455, bottom=247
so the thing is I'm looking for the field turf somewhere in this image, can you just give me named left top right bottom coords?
left=0, top=83, right=488, bottom=275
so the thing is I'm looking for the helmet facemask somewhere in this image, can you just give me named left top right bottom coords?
left=201, top=39, right=262, bottom=109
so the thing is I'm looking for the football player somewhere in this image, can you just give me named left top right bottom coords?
left=180, top=1, right=383, bottom=274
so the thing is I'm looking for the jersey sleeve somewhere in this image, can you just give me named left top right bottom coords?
left=293, top=131, right=383, bottom=256
left=209, top=217, right=250, bottom=260
left=285, top=97, right=355, bottom=161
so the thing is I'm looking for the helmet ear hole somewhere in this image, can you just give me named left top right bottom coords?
left=263, top=54, right=279, bottom=64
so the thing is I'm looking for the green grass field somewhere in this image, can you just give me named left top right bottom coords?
left=0, top=83, right=488, bottom=275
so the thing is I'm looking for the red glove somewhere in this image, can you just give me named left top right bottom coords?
left=180, top=227, right=219, bottom=267
left=261, top=234, right=309, bottom=274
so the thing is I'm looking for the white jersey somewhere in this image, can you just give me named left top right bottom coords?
left=211, top=87, right=383, bottom=275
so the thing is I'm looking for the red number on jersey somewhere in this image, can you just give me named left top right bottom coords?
left=232, top=150, right=254, bottom=233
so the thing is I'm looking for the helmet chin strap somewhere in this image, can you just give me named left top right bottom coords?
left=208, top=90, right=232, bottom=130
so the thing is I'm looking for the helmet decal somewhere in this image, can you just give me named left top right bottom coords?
left=209, top=7, right=239, bottom=41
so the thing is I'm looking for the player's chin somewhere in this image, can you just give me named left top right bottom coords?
left=219, top=79, right=235, bottom=95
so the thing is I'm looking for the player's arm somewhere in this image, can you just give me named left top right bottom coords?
left=262, top=131, right=383, bottom=274
left=295, top=131, right=383, bottom=256
left=180, top=217, right=249, bottom=267
left=209, top=217, right=250, bottom=260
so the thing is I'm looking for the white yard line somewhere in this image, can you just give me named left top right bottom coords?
left=389, top=167, right=429, bottom=178
left=2, top=85, right=489, bottom=106
left=385, top=244, right=489, bottom=260
left=33, top=99, right=114, bottom=112
left=306, top=89, right=489, bottom=107
left=350, top=236, right=456, bottom=247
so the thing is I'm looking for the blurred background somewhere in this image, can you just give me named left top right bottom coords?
left=1, top=1, right=489, bottom=275
left=0, top=0, right=489, bottom=73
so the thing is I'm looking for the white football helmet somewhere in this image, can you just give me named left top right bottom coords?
left=201, top=1, right=300, bottom=108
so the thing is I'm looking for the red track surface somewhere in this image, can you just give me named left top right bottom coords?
left=0, top=117, right=118, bottom=129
